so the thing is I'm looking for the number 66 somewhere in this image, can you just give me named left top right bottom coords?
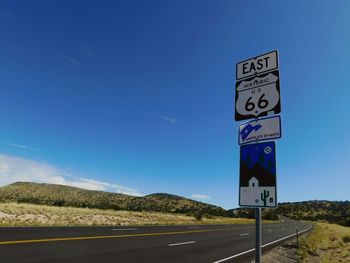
left=245, top=94, right=269, bottom=111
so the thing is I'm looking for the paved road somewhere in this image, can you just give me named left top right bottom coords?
left=0, top=219, right=311, bottom=263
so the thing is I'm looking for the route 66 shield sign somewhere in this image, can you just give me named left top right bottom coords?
left=235, top=70, right=281, bottom=121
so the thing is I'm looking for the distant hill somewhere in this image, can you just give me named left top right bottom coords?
left=229, top=200, right=350, bottom=226
left=0, top=182, right=228, bottom=217
left=275, top=201, right=350, bottom=226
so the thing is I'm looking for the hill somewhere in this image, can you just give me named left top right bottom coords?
left=0, top=182, right=228, bottom=217
left=229, top=200, right=350, bottom=226
left=275, top=200, right=350, bottom=226
left=2, top=183, right=349, bottom=225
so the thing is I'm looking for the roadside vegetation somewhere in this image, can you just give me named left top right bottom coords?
left=0, top=202, right=257, bottom=227
left=298, top=222, right=350, bottom=262
left=0, top=182, right=279, bottom=226
left=0, top=182, right=227, bottom=217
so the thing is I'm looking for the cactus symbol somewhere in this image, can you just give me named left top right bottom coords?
left=261, top=190, right=270, bottom=206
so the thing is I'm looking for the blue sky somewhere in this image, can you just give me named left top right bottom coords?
left=0, top=0, right=349, bottom=209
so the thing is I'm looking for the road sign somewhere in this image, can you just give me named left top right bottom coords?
left=236, top=50, right=278, bottom=80
left=239, top=115, right=281, bottom=145
left=239, top=141, right=277, bottom=208
left=235, top=70, right=281, bottom=121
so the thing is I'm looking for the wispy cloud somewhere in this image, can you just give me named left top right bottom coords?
left=5, top=142, right=41, bottom=152
left=62, top=54, right=83, bottom=67
left=0, top=154, right=143, bottom=196
left=157, top=113, right=177, bottom=124
left=147, top=86, right=158, bottom=95
left=0, top=10, right=16, bottom=21
left=191, top=194, right=211, bottom=201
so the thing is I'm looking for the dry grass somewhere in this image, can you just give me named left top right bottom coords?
left=0, top=202, right=258, bottom=226
left=298, top=222, right=350, bottom=263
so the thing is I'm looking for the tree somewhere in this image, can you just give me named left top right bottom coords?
left=259, top=154, right=265, bottom=165
left=246, top=154, right=251, bottom=166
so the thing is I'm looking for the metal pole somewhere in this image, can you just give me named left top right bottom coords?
left=255, top=208, right=261, bottom=263
left=255, top=117, right=261, bottom=263
left=296, top=228, right=299, bottom=248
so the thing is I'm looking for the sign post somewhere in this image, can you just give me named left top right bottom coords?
left=255, top=208, right=261, bottom=263
left=234, top=50, right=281, bottom=263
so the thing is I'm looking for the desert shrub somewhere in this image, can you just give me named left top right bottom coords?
left=194, top=211, right=203, bottom=221
left=342, top=235, right=350, bottom=243
left=262, top=210, right=279, bottom=220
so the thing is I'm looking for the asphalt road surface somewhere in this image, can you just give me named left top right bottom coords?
left=0, top=218, right=311, bottom=263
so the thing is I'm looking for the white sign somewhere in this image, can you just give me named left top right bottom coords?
left=240, top=186, right=276, bottom=208
left=236, top=50, right=278, bottom=80
left=235, top=70, right=281, bottom=121
left=239, top=116, right=281, bottom=145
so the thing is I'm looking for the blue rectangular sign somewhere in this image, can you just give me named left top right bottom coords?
left=239, top=141, right=277, bottom=208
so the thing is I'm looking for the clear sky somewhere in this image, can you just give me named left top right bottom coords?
left=0, top=0, right=349, bottom=209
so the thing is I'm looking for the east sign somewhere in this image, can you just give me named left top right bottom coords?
left=236, top=50, right=278, bottom=80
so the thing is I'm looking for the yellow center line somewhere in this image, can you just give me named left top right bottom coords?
left=0, top=226, right=255, bottom=246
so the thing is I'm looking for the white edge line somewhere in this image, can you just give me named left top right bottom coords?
left=261, top=226, right=312, bottom=248
left=111, top=228, right=137, bottom=231
left=240, top=233, right=250, bottom=236
left=168, top=241, right=196, bottom=247
left=212, top=226, right=312, bottom=263
left=214, top=248, right=256, bottom=262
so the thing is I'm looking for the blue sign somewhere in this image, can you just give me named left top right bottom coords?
left=238, top=115, right=281, bottom=145
left=239, top=141, right=277, bottom=207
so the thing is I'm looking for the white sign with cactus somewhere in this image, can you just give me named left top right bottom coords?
left=240, top=185, right=276, bottom=207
